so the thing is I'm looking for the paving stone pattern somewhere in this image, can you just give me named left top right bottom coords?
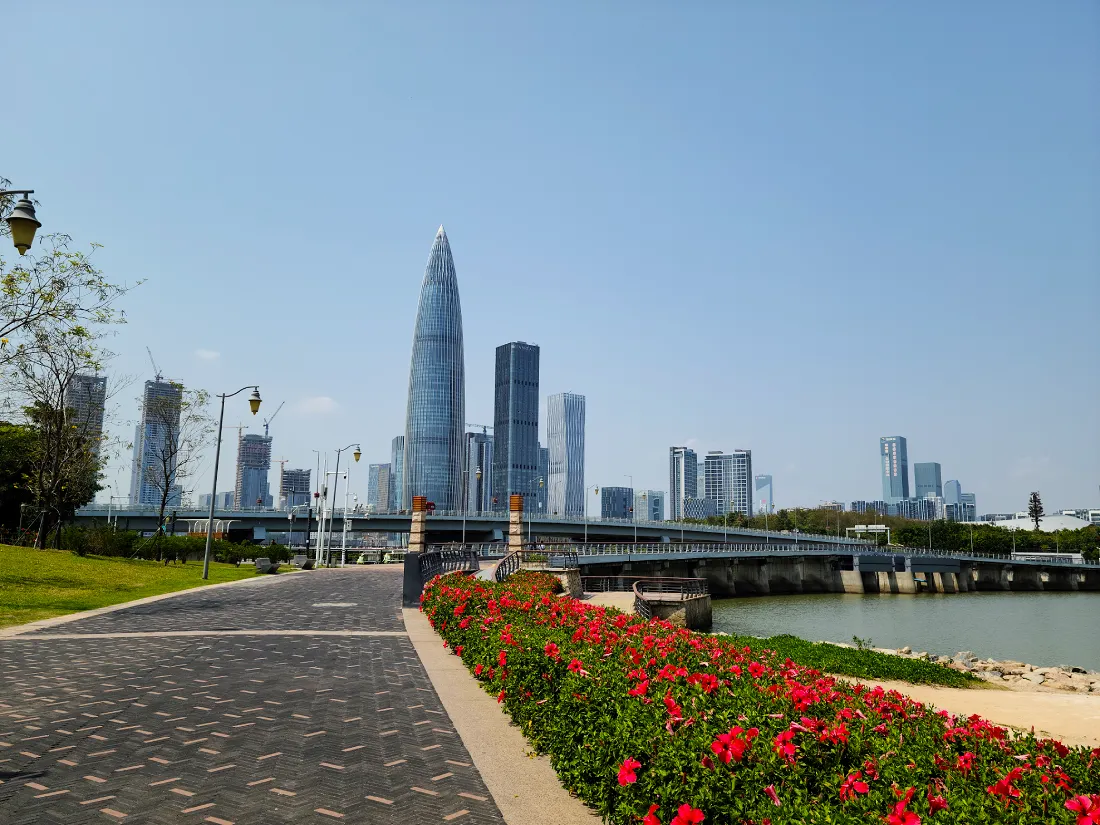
left=0, top=569, right=504, bottom=824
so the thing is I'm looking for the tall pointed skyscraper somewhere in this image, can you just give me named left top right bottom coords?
left=403, top=226, right=465, bottom=509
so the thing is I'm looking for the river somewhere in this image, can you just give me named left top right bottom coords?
left=711, top=592, right=1100, bottom=671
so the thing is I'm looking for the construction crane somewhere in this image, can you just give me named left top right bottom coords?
left=263, top=401, right=285, bottom=437
left=273, top=458, right=289, bottom=505
left=146, top=347, right=164, bottom=381
left=466, top=423, right=493, bottom=433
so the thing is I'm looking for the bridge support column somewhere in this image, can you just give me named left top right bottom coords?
left=974, top=564, right=1009, bottom=591
left=840, top=571, right=864, bottom=594
left=730, top=559, right=770, bottom=596
left=875, top=571, right=916, bottom=594
left=508, top=494, right=524, bottom=553
left=957, top=564, right=973, bottom=592
left=1044, top=567, right=1079, bottom=592
left=1080, top=570, right=1100, bottom=592
left=409, top=496, right=428, bottom=554
left=767, top=559, right=804, bottom=594
left=1009, top=565, right=1043, bottom=591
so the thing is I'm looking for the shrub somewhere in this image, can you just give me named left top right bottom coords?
left=423, top=574, right=1098, bottom=825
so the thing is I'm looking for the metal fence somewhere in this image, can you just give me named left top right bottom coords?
left=418, top=548, right=480, bottom=584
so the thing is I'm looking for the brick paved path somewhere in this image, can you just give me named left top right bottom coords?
left=0, top=568, right=505, bottom=825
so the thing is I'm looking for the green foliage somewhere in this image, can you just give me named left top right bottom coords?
left=0, top=421, right=35, bottom=536
left=423, top=574, right=1097, bottom=824
left=0, top=543, right=259, bottom=628
left=56, top=523, right=286, bottom=564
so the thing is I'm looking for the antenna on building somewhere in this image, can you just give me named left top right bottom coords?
left=146, top=347, right=163, bottom=382
left=263, top=401, right=285, bottom=437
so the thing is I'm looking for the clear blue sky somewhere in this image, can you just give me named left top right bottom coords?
left=7, top=2, right=1098, bottom=513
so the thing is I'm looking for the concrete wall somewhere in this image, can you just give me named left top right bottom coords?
left=650, top=595, right=712, bottom=630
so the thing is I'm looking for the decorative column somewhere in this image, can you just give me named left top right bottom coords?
left=409, top=496, right=428, bottom=554
left=508, top=494, right=524, bottom=553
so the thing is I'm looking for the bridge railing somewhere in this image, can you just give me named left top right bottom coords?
left=583, top=575, right=708, bottom=597
left=493, top=546, right=580, bottom=583
left=418, top=548, right=480, bottom=584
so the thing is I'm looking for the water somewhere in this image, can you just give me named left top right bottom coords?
left=711, top=592, right=1100, bottom=671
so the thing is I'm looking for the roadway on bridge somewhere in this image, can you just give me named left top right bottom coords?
left=0, top=569, right=505, bottom=825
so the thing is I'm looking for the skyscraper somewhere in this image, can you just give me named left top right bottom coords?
left=547, top=392, right=585, bottom=516
left=491, top=342, right=540, bottom=510
left=944, top=479, right=962, bottom=507
left=537, top=445, right=549, bottom=513
left=463, top=431, right=493, bottom=513
left=914, top=462, right=943, bottom=499
left=601, top=486, right=634, bottom=520
left=129, top=379, right=183, bottom=506
left=235, top=433, right=272, bottom=510
left=754, top=474, right=774, bottom=514
left=390, top=436, right=405, bottom=511
left=879, top=436, right=909, bottom=503
left=367, top=463, right=391, bottom=512
left=634, top=489, right=665, bottom=521
left=403, top=226, right=465, bottom=510
left=703, top=450, right=753, bottom=517
left=280, top=468, right=311, bottom=509
left=65, top=374, right=107, bottom=456
left=668, top=447, right=698, bottom=520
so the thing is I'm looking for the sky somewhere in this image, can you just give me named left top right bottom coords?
left=4, top=1, right=1098, bottom=514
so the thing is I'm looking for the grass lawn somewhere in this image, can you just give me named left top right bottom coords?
left=0, top=544, right=262, bottom=629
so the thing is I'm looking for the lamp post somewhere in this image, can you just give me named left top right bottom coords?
left=624, top=475, right=637, bottom=546
left=203, top=386, right=261, bottom=580
left=324, top=443, right=360, bottom=565
left=584, top=485, right=599, bottom=543
left=529, top=477, right=544, bottom=545
left=2, top=189, right=42, bottom=254
left=288, top=511, right=296, bottom=550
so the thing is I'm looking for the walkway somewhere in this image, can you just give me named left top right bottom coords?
left=0, top=568, right=505, bottom=824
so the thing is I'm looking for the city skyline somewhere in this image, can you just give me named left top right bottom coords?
left=24, top=4, right=1095, bottom=514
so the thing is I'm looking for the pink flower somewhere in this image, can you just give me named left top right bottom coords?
left=927, top=791, right=948, bottom=815
left=886, top=788, right=921, bottom=825
left=772, top=730, right=797, bottom=764
left=617, top=757, right=641, bottom=785
left=544, top=641, right=559, bottom=659
left=567, top=658, right=587, bottom=675
left=663, top=693, right=683, bottom=722
left=709, top=726, right=755, bottom=765
left=838, top=771, right=869, bottom=802
left=764, top=785, right=781, bottom=807
left=1066, top=795, right=1100, bottom=825
left=670, top=803, right=704, bottom=825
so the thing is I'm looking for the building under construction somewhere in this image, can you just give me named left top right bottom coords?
left=280, top=467, right=311, bottom=509
left=235, top=433, right=272, bottom=510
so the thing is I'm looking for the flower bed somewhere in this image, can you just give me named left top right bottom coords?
left=423, top=572, right=1099, bottom=825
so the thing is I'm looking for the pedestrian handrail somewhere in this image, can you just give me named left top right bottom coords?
left=630, top=578, right=708, bottom=619
left=493, top=546, right=580, bottom=582
left=419, top=548, right=479, bottom=584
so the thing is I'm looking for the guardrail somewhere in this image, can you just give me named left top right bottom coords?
left=418, top=548, right=480, bottom=584
left=493, top=546, right=580, bottom=583
left=629, top=578, right=709, bottom=620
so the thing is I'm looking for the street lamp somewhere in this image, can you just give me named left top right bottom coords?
left=584, top=485, right=599, bottom=543
left=528, top=477, right=544, bottom=545
left=324, top=443, right=360, bottom=565
left=2, top=189, right=42, bottom=254
left=203, top=385, right=261, bottom=579
left=624, top=475, right=637, bottom=546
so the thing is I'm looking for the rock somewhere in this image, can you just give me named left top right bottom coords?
left=1022, top=672, right=1046, bottom=685
left=1070, top=666, right=1087, bottom=674
left=973, top=670, right=1005, bottom=683
left=1002, top=675, right=1024, bottom=684
left=953, top=651, right=976, bottom=665
left=914, top=652, right=929, bottom=660
left=899, top=646, right=912, bottom=655
left=1044, top=680, right=1078, bottom=692
left=1000, top=666, right=1027, bottom=676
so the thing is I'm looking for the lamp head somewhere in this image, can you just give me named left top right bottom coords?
left=353, top=447, right=361, bottom=463
left=6, top=197, right=41, bottom=255
left=475, top=467, right=482, bottom=480
left=248, top=388, right=262, bottom=415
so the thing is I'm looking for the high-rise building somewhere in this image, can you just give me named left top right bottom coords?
left=280, top=468, right=311, bottom=509
left=879, top=436, right=909, bottom=503
left=367, top=463, right=392, bottom=513
left=129, top=379, right=184, bottom=507
left=634, top=489, right=665, bottom=521
left=914, top=462, right=943, bottom=499
left=754, top=474, right=773, bottom=514
left=944, top=479, right=962, bottom=506
left=668, top=447, right=698, bottom=520
left=403, top=226, right=465, bottom=509
left=960, top=492, right=977, bottom=522
left=546, top=392, right=585, bottom=516
left=65, top=374, right=107, bottom=456
left=463, top=431, right=494, bottom=513
left=703, top=450, right=753, bottom=517
left=537, top=445, right=549, bottom=513
left=601, top=486, right=634, bottom=520
left=390, top=436, right=405, bottom=512
left=850, top=500, right=888, bottom=516
left=198, top=491, right=235, bottom=510
left=684, top=497, right=717, bottom=519
left=491, top=341, right=540, bottom=510
left=235, top=433, right=272, bottom=510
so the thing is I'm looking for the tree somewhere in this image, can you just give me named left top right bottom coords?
left=1028, top=491, right=1044, bottom=531
left=0, top=421, right=36, bottom=539
left=139, top=386, right=214, bottom=543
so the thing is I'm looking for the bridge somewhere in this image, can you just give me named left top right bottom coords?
left=73, top=506, right=870, bottom=547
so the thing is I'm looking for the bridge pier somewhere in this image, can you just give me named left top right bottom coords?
left=801, top=557, right=842, bottom=593
left=1008, top=565, right=1043, bottom=591
left=957, top=564, right=973, bottom=592
left=728, top=559, right=770, bottom=596
left=840, top=570, right=865, bottom=594
left=1081, top=569, right=1100, bottom=592
left=767, top=559, right=804, bottom=594
left=874, top=571, right=917, bottom=594
left=1043, top=567, right=1079, bottom=592
left=973, top=563, right=1009, bottom=591
left=508, top=495, right=524, bottom=552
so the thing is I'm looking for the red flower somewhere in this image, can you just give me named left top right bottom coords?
left=496, top=690, right=506, bottom=703
left=927, top=791, right=948, bottom=814
left=748, top=661, right=766, bottom=679
left=498, top=650, right=507, bottom=667
left=567, top=658, right=587, bottom=675
left=628, top=679, right=649, bottom=697
left=454, top=645, right=463, bottom=656
left=986, top=767, right=1024, bottom=802
left=956, top=752, right=974, bottom=775
left=773, top=730, right=797, bottom=764
left=617, top=757, right=641, bottom=785
left=474, top=663, right=484, bottom=676
left=1066, top=795, right=1100, bottom=825
left=643, top=804, right=662, bottom=825
left=886, top=788, right=921, bottom=825
left=458, top=617, right=470, bottom=628
left=764, top=785, right=781, bottom=807
left=839, top=771, right=869, bottom=801
left=709, top=726, right=756, bottom=764
left=544, top=642, right=560, bottom=659
left=663, top=693, right=683, bottom=722
left=670, top=803, right=704, bottom=825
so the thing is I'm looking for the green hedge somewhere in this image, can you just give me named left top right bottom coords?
left=423, top=573, right=1098, bottom=825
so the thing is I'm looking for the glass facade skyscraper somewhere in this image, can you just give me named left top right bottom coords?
left=390, top=436, right=405, bottom=511
left=634, top=489, right=665, bottom=521
left=601, top=486, right=634, bottom=520
left=703, top=450, right=753, bottom=517
left=668, top=446, right=698, bottom=520
left=914, top=462, right=943, bottom=499
left=367, top=463, right=392, bottom=512
left=754, top=474, right=773, bottom=513
left=129, top=379, right=184, bottom=506
left=403, top=227, right=465, bottom=510
left=464, top=431, right=494, bottom=513
left=879, top=436, right=909, bottom=503
left=547, top=392, right=585, bottom=516
left=491, top=342, right=540, bottom=510
left=235, top=433, right=273, bottom=510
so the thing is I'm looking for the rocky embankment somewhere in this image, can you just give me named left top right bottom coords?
left=827, top=642, right=1100, bottom=693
